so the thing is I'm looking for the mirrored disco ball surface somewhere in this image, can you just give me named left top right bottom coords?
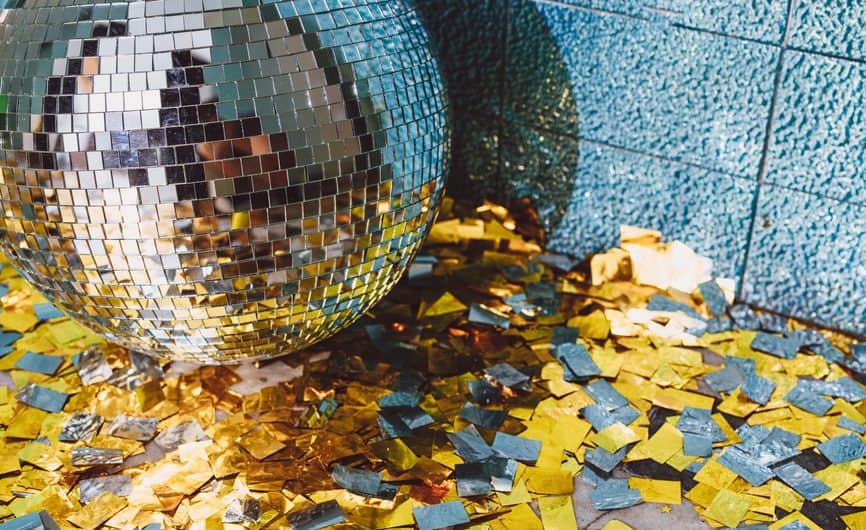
left=0, top=0, right=448, bottom=363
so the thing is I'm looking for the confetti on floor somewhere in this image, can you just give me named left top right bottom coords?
left=0, top=198, right=865, bottom=529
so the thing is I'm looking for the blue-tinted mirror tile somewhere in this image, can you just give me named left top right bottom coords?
left=548, top=141, right=756, bottom=282
left=508, top=3, right=778, bottom=176
left=789, top=2, right=866, bottom=60
left=765, top=51, right=866, bottom=204
left=742, top=186, right=866, bottom=335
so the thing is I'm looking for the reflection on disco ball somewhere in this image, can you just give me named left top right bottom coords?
left=0, top=0, right=448, bottom=363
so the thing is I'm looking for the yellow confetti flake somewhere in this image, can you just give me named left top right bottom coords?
left=813, top=466, right=859, bottom=501
left=66, top=492, right=127, bottom=528
left=537, top=495, right=578, bottom=530
left=628, top=478, right=681, bottom=504
left=499, top=502, right=543, bottom=530
left=498, top=479, right=531, bottom=507
left=236, top=428, right=285, bottom=460
left=842, top=510, right=866, bottom=530
left=652, top=387, right=714, bottom=411
left=592, top=422, right=641, bottom=453
left=601, top=521, right=634, bottom=530
left=704, top=489, right=753, bottom=528
left=524, top=467, right=574, bottom=495
left=0, top=311, right=37, bottom=333
left=6, top=408, right=48, bottom=439
left=633, top=422, right=682, bottom=464
left=770, top=480, right=804, bottom=512
left=693, top=459, right=738, bottom=491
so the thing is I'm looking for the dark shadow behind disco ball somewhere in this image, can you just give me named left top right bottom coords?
left=0, top=0, right=449, bottom=363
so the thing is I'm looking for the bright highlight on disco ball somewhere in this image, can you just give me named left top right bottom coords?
left=0, top=0, right=448, bottom=363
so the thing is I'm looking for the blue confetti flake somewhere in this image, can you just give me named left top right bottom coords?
left=0, top=331, right=21, bottom=347
left=682, top=433, right=713, bottom=457
left=718, top=446, right=774, bottom=486
left=582, top=404, right=640, bottom=431
left=377, top=411, right=412, bottom=438
left=646, top=294, right=705, bottom=321
left=378, top=391, right=422, bottom=409
left=484, top=363, right=530, bottom=391
left=412, top=501, right=469, bottom=530
left=330, top=464, right=382, bottom=497
left=14, top=352, right=63, bottom=376
left=33, top=303, right=64, bottom=321
left=585, top=379, right=629, bottom=410
left=741, top=372, right=776, bottom=405
left=556, top=342, right=600, bottom=380
left=550, top=326, right=579, bottom=347
left=751, top=331, right=799, bottom=359
left=784, top=382, right=834, bottom=416
left=704, top=364, right=745, bottom=393
left=468, top=303, right=510, bottom=329
left=729, top=304, right=761, bottom=330
left=458, top=402, right=506, bottom=429
left=454, top=463, right=491, bottom=497
left=491, top=432, right=541, bottom=464
left=0, top=511, right=59, bottom=530
left=698, top=279, right=729, bottom=316
left=466, top=378, right=502, bottom=405
left=773, top=462, right=831, bottom=500
left=446, top=424, right=495, bottom=463
left=807, top=377, right=866, bottom=403
left=15, top=383, right=68, bottom=413
left=585, top=446, right=628, bottom=473
left=817, top=433, right=866, bottom=464
left=677, top=407, right=726, bottom=442
left=590, top=479, right=643, bottom=510
left=838, top=416, right=866, bottom=434
left=394, top=408, right=434, bottom=431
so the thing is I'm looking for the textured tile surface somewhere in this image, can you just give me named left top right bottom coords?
left=549, top=142, right=757, bottom=282
left=520, top=3, right=778, bottom=177
left=500, top=124, right=578, bottom=235
left=765, top=51, right=866, bottom=203
left=789, top=1, right=866, bottom=60
left=743, top=186, right=866, bottom=334
left=504, top=0, right=580, bottom=135
left=562, top=0, right=788, bottom=43
left=411, top=0, right=505, bottom=117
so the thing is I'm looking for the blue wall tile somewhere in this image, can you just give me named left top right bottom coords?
left=522, top=3, right=778, bottom=177
left=503, top=1, right=580, bottom=135
left=743, top=186, right=866, bottom=334
left=765, top=51, right=866, bottom=203
left=548, top=141, right=757, bottom=282
left=560, top=0, right=788, bottom=44
left=789, top=1, right=866, bottom=60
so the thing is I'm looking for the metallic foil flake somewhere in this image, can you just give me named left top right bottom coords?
left=71, top=448, right=124, bottom=467
left=59, top=413, right=103, bottom=442
left=106, top=414, right=158, bottom=441
left=285, top=500, right=346, bottom=530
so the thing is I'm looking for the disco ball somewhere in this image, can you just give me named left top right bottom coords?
left=0, top=0, right=448, bottom=363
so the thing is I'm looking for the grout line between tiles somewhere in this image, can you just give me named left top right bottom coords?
left=736, top=0, right=797, bottom=301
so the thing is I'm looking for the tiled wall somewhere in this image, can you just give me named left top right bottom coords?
left=413, top=0, right=866, bottom=336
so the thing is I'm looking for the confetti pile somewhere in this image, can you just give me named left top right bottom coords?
left=1, top=198, right=866, bottom=529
